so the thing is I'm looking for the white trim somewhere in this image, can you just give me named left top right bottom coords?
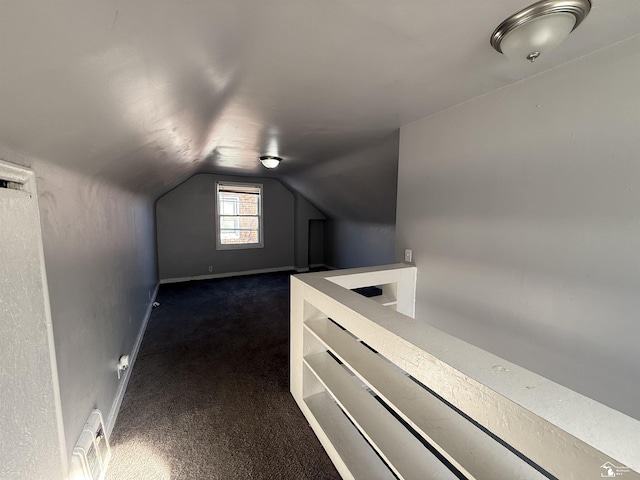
left=37, top=238, right=69, bottom=475
left=0, top=157, right=32, bottom=186
left=0, top=159, right=69, bottom=476
left=297, top=265, right=335, bottom=272
left=216, top=242, right=265, bottom=251
left=159, top=266, right=295, bottom=284
left=31, top=166, right=69, bottom=474
left=215, top=181, right=264, bottom=251
left=310, top=263, right=336, bottom=270
left=297, top=264, right=336, bottom=274
left=105, top=282, right=160, bottom=438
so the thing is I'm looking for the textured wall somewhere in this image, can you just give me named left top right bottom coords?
left=0, top=160, right=66, bottom=479
left=396, top=36, right=640, bottom=419
left=157, top=174, right=296, bottom=280
left=35, top=162, right=158, bottom=460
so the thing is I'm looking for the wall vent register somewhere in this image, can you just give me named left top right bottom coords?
left=70, top=410, right=111, bottom=480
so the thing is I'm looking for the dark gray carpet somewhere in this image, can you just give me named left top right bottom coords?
left=106, top=272, right=340, bottom=480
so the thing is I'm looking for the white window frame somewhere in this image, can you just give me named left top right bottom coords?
left=215, top=181, right=264, bottom=250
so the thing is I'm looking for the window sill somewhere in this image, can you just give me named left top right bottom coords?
left=216, top=243, right=264, bottom=251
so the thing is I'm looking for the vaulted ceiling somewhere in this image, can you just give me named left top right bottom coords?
left=2, top=1, right=640, bottom=221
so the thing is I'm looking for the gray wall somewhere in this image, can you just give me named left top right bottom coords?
left=0, top=160, right=66, bottom=479
left=283, top=132, right=399, bottom=225
left=294, top=192, right=326, bottom=270
left=309, top=219, right=324, bottom=266
left=157, top=174, right=296, bottom=280
left=36, top=162, right=158, bottom=461
left=396, top=36, right=640, bottom=419
left=285, top=133, right=399, bottom=270
left=325, top=220, right=395, bottom=269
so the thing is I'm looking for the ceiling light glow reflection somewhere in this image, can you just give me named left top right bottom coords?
left=106, top=439, right=171, bottom=479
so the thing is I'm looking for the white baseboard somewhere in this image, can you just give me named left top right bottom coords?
left=160, top=266, right=295, bottom=284
left=311, top=263, right=336, bottom=270
left=105, top=282, right=159, bottom=438
left=295, top=264, right=336, bottom=273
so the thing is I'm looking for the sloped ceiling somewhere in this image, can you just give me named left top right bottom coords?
left=2, top=1, right=640, bottom=221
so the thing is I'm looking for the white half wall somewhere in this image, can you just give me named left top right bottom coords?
left=396, top=36, right=640, bottom=419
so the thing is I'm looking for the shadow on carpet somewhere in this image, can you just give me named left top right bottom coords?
left=106, top=272, right=341, bottom=480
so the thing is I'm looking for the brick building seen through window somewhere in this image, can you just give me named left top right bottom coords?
left=216, top=182, right=263, bottom=249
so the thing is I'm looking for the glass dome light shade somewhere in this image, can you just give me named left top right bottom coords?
left=490, top=0, right=591, bottom=62
left=500, top=13, right=576, bottom=61
left=259, top=156, right=281, bottom=168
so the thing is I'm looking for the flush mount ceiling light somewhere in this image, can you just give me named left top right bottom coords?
left=259, top=155, right=282, bottom=169
left=490, top=0, right=591, bottom=62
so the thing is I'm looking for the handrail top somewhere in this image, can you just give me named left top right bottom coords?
left=295, top=263, right=416, bottom=292
left=295, top=263, right=414, bottom=278
left=292, top=264, right=640, bottom=474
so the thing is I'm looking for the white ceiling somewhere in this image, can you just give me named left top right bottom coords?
left=2, top=1, right=640, bottom=218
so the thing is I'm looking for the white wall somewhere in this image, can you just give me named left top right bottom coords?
left=156, top=174, right=297, bottom=280
left=35, top=162, right=158, bottom=461
left=0, top=160, right=66, bottom=479
left=396, top=36, right=640, bottom=420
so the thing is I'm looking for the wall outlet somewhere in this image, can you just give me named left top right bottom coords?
left=404, top=249, right=413, bottom=263
left=208, top=265, right=213, bottom=272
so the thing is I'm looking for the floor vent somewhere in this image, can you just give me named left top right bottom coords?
left=70, top=410, right=111, bottom=480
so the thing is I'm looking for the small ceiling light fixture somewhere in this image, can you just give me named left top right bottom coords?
left=490, top=0, right=591, bottom=62
left=259, top=155, right=282, bottom=169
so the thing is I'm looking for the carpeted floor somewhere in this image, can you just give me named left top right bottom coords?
left=106, top=272, right=341, bottom=480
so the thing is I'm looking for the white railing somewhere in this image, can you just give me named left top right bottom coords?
left=290, top=264, right=640, bottom=480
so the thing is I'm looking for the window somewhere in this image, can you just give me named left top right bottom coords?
left=216, top=182, right=263, bottom=249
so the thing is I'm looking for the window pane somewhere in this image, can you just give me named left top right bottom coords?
left=243, top=230, right=259, bottom=243
left=237, top=193, right=259, bottom=215
left=220, top=216, right=239, bottom=230
left=220, top=229, right=241, bottom=241
left=220, top=229, right=259, bottom=245
left=238, top=216, right=259, bottom=229
left=219, top=194, right=239, bottom=215
left=217, top=182, right=262, bottom=248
